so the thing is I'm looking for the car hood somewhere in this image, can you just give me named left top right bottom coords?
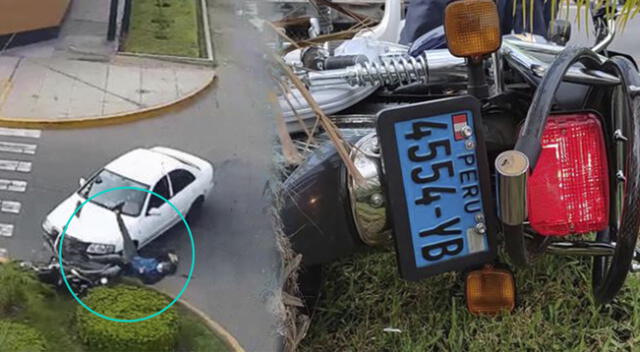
left=45, top=193, right=134, bottom=250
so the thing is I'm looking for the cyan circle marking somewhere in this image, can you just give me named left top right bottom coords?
left=57, top=186, right=195, bottom=323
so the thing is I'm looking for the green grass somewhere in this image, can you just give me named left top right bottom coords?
left=23, top=294, right=87, bottom=352
left=122, top=0, right=202, bottom=58
left=175, top=305, right=230, bottom=352
left=0, top=264, right=229, bottom=351
left=301, top=251, right=640, bottom=351
left=5, top=293, right=229, bottom=352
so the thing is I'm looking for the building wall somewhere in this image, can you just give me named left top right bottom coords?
left=0, top=0, right=71, bottom=36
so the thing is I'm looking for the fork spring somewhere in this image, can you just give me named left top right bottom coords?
left=347, top=53, right=429, bottom=87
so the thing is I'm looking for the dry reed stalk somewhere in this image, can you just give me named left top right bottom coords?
left=288, top=28, right=366, bottom=53
left=267, top=21, right=303, bottom=51
left=269, top=91, right=304, bottom=165
left=313, top=0, right=371, bottom=23
left=276, top=78, right=315, bottom=144
left=273, top=53, right=366, bottom=185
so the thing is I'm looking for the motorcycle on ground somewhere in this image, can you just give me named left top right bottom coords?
left=19, top=254, right=122, bottom=296
left=278, top=0, right=640, bottom=312
left=15, top=205, right=178, bottom=295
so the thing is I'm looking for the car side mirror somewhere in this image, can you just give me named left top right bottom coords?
left=147, top=207, right=161, bottom=216
left=79, top=178, right=87, bottom=187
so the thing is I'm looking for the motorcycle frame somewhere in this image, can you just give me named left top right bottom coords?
left=342, top=21, right=640, bottom=262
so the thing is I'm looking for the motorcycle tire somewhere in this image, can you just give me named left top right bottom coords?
left=591, top=57, right=640, bottom=305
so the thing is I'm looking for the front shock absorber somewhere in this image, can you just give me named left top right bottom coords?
left=304, top=50, right=468, bottom=89
left=346, top=53, right=429, bottom=87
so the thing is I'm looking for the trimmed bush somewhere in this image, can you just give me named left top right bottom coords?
left=0, top=320, right=47, bottom=352
left=76, top=285, right=178, bottom=352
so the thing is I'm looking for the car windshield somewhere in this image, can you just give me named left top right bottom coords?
left=78, top=169, right=149, bottom=217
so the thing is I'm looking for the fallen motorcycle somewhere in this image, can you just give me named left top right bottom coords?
left=18, top=254, right=122, bottom=296
left=17, top=204, right=178, bottom=295
left=279, top=0, right=640, bottom=312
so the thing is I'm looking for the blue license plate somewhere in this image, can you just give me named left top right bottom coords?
left=377, top=96, right=496, bottom=281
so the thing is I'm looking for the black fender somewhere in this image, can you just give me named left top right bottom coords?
left=279, top=140, right=365, bottom=267
left=604, top=50, right=639, bottom=71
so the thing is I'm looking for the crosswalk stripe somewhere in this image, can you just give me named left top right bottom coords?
left=0, top=223, right=13, bottom=237
left=0, top=200, right=20, bottom=214
left=0, top=159, right=31, bottom=173
left=0, top=128, right=41, bottom=139
left=0, top=141, right=36, bottom=155
left=0, top=179, right=26, bottom=192
left=0, top=129, right=39, bottom=240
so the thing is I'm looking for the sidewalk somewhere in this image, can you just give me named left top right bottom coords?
left=0, top=0, right=215, bottom=121
left=0, top=56, right=214, bottom=120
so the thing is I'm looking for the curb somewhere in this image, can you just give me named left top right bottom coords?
left=175, top=298, right=246, bottom=352
left=117, top=51, right=214, bottom=67
left=0, top=71, right=216, bottom=130
left=201, top=0, right=215, bottom=63
left=119, top=277, right=246, bottom=352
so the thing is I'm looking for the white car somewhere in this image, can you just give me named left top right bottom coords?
left=42, top=147, right=214, bottom=256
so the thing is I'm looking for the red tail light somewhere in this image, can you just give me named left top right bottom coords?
left=527, top=113, right=609, bottom=236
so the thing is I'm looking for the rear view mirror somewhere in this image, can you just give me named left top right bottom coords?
left=79, top=178, right=87, bottom=187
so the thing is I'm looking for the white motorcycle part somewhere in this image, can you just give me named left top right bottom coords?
left=354, top=0, right=403, bottom=43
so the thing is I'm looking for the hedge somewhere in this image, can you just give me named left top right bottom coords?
left=76, top=285, right=179, bottom=352
left=0, top=262, right=51, bottom=314
left=0, top=320, right=47, bottom=352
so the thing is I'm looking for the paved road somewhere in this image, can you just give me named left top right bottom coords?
left=0, top=2, right=282, bottom=351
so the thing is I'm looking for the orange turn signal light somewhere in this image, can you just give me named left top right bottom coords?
left=444, top=0, right=501, bottom=58
left=465, top=265, right=515, bottom=315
